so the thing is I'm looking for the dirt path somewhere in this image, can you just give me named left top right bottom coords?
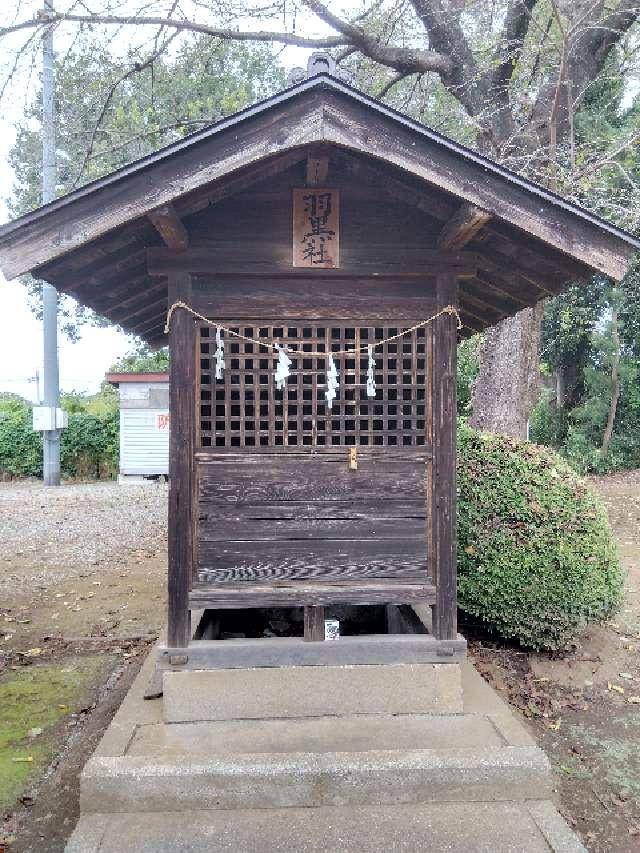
left=1, top=474, right=639, bottom=852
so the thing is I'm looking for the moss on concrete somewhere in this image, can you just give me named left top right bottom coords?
left=0, top=655, right=115, bottom=812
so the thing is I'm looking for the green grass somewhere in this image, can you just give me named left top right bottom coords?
left=0, top=655, right=115, bottom=813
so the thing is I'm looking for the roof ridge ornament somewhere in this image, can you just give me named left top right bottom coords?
left=286, top=52, right=348, bottom=87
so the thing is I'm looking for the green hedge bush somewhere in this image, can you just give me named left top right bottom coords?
left=0, top=399, right=117, bottom=481
left=61, top=412, right=118, bottom=479
left=457, top=422, right=623, bottom=650
left=0, top=401, right=42, bottom=478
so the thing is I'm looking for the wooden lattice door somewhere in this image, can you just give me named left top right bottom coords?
left=192, top=319, right=435, bottom=609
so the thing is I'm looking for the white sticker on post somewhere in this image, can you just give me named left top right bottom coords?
left=324, top=620, right=340, bottom=641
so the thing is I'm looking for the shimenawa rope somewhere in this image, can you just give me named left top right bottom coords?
left=164, top=301, right=462, bottom=357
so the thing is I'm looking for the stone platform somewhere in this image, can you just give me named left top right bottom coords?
left=66, top=644, right=586, bottom=852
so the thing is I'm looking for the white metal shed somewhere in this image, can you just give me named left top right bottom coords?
left=106, top=372, right=170, bottom=482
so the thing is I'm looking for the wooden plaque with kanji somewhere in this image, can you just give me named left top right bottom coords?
left=293, top=188, right=340, bottom=268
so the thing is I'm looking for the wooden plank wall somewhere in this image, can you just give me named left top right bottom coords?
left=195, top=450, right=430, bottom=588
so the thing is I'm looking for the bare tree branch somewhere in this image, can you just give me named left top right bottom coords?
left=0, top=11, right=350, bottom=49
left=303, top=0, right=453, bottom=74
left=488, top=0, right=538, bottom=92
left=409, top=0, right=483, bottom=113
left=377, top=70, right=410, bottom=98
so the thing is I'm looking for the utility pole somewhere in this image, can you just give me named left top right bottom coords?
left=41, top=0, right=61, bottom=485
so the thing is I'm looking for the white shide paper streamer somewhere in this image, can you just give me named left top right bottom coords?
left=275, top=345, right=293, bottom=390
left=326, top=354, right=339, bottom=408
left=366, top=344, right=376, bottom=398
left=215, top=327, right=225, bottom=380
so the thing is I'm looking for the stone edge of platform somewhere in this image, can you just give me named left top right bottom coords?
left=65, top=801, right=587, bottom=853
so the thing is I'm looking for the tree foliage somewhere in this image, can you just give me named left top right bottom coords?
left=527, top=62, right=640, bottom=473
left=7, top=34, right=285, bottom=337
left=109, top=344, right=170, bottom=374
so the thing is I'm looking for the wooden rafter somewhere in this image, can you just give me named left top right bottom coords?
left=148, top=204, right=189, bottom=250
left=337, top=152, right=594, bottom=289
left=438, top=203, right=492, bottom=251
left=131, top=311, right=167, bottom=338
left=459, top=280, right=511, bottom=320
left=472, top=271, right=532, bottom=309
left=51, top=248, right=149, bottom=295
left=108, top=291, right=167, bottom=325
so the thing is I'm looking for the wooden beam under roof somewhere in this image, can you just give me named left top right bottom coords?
left=472, top=271, right=532, bottom=308
left=459, top=279, right=514, bottom=320
left=438, top=203, right=492, bottom=251
left=337, top=152, right=455, bottom=223
left=458, top=313, right=484, bottom=334
left=148, top=204, right=189, bottom=250
left=146, top=247, right=479, bottom=277
left=306, top=150, right=329, bottom=186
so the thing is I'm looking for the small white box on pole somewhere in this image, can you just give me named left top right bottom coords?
left=56, top=408, right=68, bottom=429
left=32, top=406, right=67, bottom=431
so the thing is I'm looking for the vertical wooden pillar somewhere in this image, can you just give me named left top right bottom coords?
left=304, top=605, right=325, bottom=641
left=431, top=272, right=458, bottom=641
left=167, top=272, right=195, bottom=649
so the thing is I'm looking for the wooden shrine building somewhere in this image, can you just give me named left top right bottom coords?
left=1, top=61, right=638, bottom=669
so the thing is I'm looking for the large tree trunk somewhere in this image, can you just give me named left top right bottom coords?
left=602, top=308, right=620, bottom=453
left=469, top=304, right=543, bottom=439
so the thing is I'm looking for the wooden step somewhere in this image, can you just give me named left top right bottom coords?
left=188, top=580, right=436, bottom=609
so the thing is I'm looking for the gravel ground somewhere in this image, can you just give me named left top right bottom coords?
left=0, top=481, right=168, bottom=598
left=1, top=481, right=168, bottom=651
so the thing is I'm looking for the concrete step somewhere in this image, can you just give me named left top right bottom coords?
left=66, top=801, right=586, bottom=853
left=128, top=712, right=511, bottom=756
left=162, top=662, right=463, bottom=722
left=80, top=729, right=551, bottom=814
